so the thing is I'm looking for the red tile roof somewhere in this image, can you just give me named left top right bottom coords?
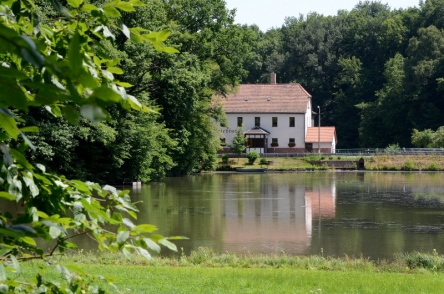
left=305, top=127, right=337, bottom=143
left=222, top=84, right=312, bottom=113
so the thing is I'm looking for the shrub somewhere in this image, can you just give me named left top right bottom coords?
left=221, top=154, right=229, bottom=164
left=247, top=150, right=260, bottom=164
left=401, top=159, right=417, bottom=171
left=337, top=156, right=341, bottom=160
left=328, top=156, right=333, bottom=160
left=321, top=156, right=325, bottom=160
left=260, top=158, right=268, bottom=164
left=425, top=162, right=441, bottom=171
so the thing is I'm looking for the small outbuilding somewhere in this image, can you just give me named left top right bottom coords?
left=305, top=127, right=337, bottom=153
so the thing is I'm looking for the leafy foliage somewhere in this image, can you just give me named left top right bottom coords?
left=0, top=0, right=184, bottom=292
left=246, top=150, right=259, bottom=164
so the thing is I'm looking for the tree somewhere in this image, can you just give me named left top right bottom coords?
left=0, top=0, right=182, bottom=292
left=229, top=126, right=246, bottom=161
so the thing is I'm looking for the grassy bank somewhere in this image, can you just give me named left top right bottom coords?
left=14, top=249, right=444, bottom=293
left=217, top=154, right=444, bottom=171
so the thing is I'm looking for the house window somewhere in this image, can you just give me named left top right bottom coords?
left=271, top=138, right=278, bottom=147
left=272, top=117, right=278, bottom=127
left=255, top=117, right=260, bottom=127
left=289, top=138, right=295, bottom=143
left=237, top=117, right=243, bottom=127
left=289, top=117, right=295, bottom=127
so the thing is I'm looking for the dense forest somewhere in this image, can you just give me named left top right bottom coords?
left=24, top=0, right=444, bottom=182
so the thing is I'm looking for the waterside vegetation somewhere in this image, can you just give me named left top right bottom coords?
left=217, top=154, right=444, bottom=171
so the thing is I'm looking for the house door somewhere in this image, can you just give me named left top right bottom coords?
left=305, top=143, right=313, bottom=152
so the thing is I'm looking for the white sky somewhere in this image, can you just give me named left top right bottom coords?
left=225, top=0, right=421, bottom=31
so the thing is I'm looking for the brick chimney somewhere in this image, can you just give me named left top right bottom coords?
left=270, top=72, right=276, bottom=84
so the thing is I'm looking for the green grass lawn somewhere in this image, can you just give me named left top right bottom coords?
left=20, top=263, right=444, bottom=293
left=16, top=250, right=444, bottom=293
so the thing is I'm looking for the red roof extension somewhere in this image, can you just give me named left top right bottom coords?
left=305, top=127, right=337, bottom=143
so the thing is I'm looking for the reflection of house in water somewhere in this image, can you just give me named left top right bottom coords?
left=222, top=181, right=336, bottom=254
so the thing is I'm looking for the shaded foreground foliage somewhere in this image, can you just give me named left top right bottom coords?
left=0, top=0, right=184, bottom=292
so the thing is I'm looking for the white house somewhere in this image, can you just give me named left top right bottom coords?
left=218, top=73, right=337, bottom=153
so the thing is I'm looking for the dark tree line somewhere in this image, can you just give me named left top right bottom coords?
left=244, top=0, right=444, bottom=149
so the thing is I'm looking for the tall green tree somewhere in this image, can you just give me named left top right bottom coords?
left=0, top=0, right=182, bottom=291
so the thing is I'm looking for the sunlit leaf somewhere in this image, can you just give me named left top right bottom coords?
left=21, top=236, right=36, bottom=246
left=159, top=238, right=177, bottom=251
left=106, top=67, right=124, bottom=74
left=143, top=238, right=160, bottom=253
left=67, top=0, right=83, bottom=8
left=116, top=230, right=129, bottom=245
left=0, top=192, right=15, bottom=201
left=0, top=108, right=19, bottom=139
left=121, top=23, right=130, bottom=39
left=137, top=247, right=151, bottom=260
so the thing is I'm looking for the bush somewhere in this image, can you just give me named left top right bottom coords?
left=337, top=156, right=341, bottom=160
left=221, top=154, right=229, bottom=164
left=401, top=159, right=417, bottom=171
left=260, top=158, right=268, bottom=164
left=425, top=162, right=441, bottom=171
left=247, top=150, right=260, bottom=164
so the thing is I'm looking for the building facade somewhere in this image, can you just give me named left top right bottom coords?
left=218, top=74, right=337, bottom=153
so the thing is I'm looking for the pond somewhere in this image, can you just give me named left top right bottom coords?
left=125, top=171, right=444, bottom=260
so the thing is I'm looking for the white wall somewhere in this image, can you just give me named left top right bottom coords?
left=220, top=113, right=307, bottom=148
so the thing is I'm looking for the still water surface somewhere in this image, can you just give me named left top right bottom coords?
left=81, top=172, right=444, bottom=259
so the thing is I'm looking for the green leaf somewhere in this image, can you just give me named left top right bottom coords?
left=0, top=228, right=24, bottom=238
left=80, top=3, right=98, bottom=12
left=0, top=81, right=28, bottom=111
left=80, top=104, right=109, bottom=122
left=0, top=66, right=27, bottom=79
left=161, top=46, right=180, bottom=53
left=106, top=67, right=124, bottom=74
left=133, top=224, right=157, bottom=233
left=9, top=148, right=34, bottom=171
left=115, top=81, right=133, bottom=88
left=78, top=71, right=99, bottom=89
left=104, top=7, right=121, bottom=17
left=49, top=226, right=62, bottom=238
left=9, top=255, right=20, bottom=274
left=68, top=32, right=82, bottom=77
left=21, top=236, right=36, bottom=246
left=37, top=211, right=49, bottom=219
left=0, top=192, right=15, bottom=201
left=137, top=247, right=151, bottom=260
left=19, top=126, right=39, bottom=133
left=167, top=236, right=189, bottom=240
left=122, top=248, right=132, bottom=260
left=91, top=86, right=121, bottom=102
left=143, top=238, right=160, bottom=253
left=61, top=105, right=80, bottom=125
left=67, top=0, right=83, bottom=8
left=159, top=238, right=177, bottom=251
left=0, top=283, right=8, bottom=293
left=116, top=230, right=129, bottom=245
